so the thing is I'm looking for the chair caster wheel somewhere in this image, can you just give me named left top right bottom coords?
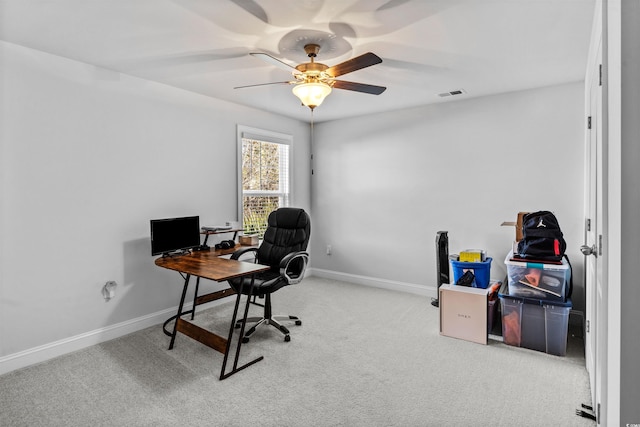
left=284, top=335, right=291, bottom=342
left=295, top=320, right=302, bottom=326
left=242, top=337, right=250, bottom=344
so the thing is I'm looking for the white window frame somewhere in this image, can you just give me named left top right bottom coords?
left=236, top=125, right=293, bottom=230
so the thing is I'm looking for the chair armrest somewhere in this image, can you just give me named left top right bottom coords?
left=230, top=247, right=258, bottom=261
left=279, top=251, right=309, bottom=285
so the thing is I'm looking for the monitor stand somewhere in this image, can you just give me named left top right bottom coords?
left=162, top=249, right=191, bottom=258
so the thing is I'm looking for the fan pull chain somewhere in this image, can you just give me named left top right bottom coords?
left=310, top=109, right=314, bottom=175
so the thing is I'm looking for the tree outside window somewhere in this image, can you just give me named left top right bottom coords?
left=241, top=138, right=290, bottom=237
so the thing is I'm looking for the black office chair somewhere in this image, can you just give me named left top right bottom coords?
left=229, top=207, right=310, bottom=343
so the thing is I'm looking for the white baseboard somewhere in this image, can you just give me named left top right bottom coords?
left=308, top=268, right=437, bottom=298
left=2, top=270, right=582, bottom=377
left=308, top=268, right=587, bottom=332
left=0, top=271, right=460, bottom=376
left=0, top=299, right=226, bottom=376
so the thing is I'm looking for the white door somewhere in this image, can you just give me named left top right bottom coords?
left=583, top=38, right=605, bottom=423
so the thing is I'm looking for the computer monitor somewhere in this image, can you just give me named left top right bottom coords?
left=150, top=216, right=200, bottom=256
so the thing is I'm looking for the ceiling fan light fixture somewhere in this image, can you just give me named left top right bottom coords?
left=292, top=82, right=332, bottom=110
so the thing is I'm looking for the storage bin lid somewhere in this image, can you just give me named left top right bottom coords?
left=450, top=256, right=493, bottom=267
left=498, top=281, right=572, bottom=308
left=504, top=251, right=570, bottom=271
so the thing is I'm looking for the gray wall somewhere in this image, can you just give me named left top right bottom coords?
left=310, top=83, right=586, bottom=311
left=0, top=41, right=311, bottom=359
left=0, top=40, right=590, bottom=377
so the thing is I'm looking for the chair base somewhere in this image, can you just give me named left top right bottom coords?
left=235, top=315, right=302, bottom=343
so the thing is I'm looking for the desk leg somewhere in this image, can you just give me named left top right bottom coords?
left=220, top=274, right=263, bottom=380
left=191, top=277, right=201, bottom=320
left=169, top=273, right=191, bottom=350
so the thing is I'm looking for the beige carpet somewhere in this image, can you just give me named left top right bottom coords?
left=0, top=277, right=595, bottom=426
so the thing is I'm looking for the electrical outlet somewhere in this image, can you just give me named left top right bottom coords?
left=326, top=245, right=332, bottom=255
left=102, top=281, right=117, bottom=301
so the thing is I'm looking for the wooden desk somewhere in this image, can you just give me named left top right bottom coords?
left=155, top=249, right=270, bottom=380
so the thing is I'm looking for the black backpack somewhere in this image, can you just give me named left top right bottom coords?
left=517, top=211, right=567, bottom=262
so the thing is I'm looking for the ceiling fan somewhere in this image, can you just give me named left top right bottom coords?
left=234, top=44, right=387, bottom=110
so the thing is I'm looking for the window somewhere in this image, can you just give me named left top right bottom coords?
left=237, top=126, right=292, bottom=238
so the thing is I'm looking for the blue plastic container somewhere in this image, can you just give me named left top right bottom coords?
left=450, top=257, right=492, bottom=289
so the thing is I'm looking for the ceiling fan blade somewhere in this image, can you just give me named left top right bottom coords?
left=332, top=80, right=387, bottom=95
left=326, top=52, right=383, bottom=77
left=230, top=0, right=268, bottom=23
left=250, top=52, right=297, bottom=72
left=234, top=81, right=292, bottom=89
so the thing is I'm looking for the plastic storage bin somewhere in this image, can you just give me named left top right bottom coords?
left=487, top=298, right=498, bottom=334
left=498, top=282, right=571, bottom=356
left=504, top=252, right=571, bottom=302
left=451, top=256, right=492, bottom=289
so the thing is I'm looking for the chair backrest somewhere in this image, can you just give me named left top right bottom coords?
left=258, top=208, right=311, bottom=270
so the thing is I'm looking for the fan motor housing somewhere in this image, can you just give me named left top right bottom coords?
left=295, top=62, right=329, bottom=75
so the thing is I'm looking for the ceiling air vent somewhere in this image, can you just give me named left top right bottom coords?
left=437, top=89, right=466, bottom=98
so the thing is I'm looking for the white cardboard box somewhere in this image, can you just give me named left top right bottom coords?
left=439, top=284, right=489, bottom=345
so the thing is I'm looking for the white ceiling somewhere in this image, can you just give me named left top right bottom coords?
left=0, top=0, right=595, bottom=123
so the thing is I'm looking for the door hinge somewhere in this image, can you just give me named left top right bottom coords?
left=587, top=116, right=592, bottom=129
left=597, top=402, right=600, bottom=423
left=586, top=319, right=590, bottom=333
left=586, top=218, right=591, bottom=231
left=598, top=234, right=603, bottom=256
left=599, top=64, right=602, bottom=86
